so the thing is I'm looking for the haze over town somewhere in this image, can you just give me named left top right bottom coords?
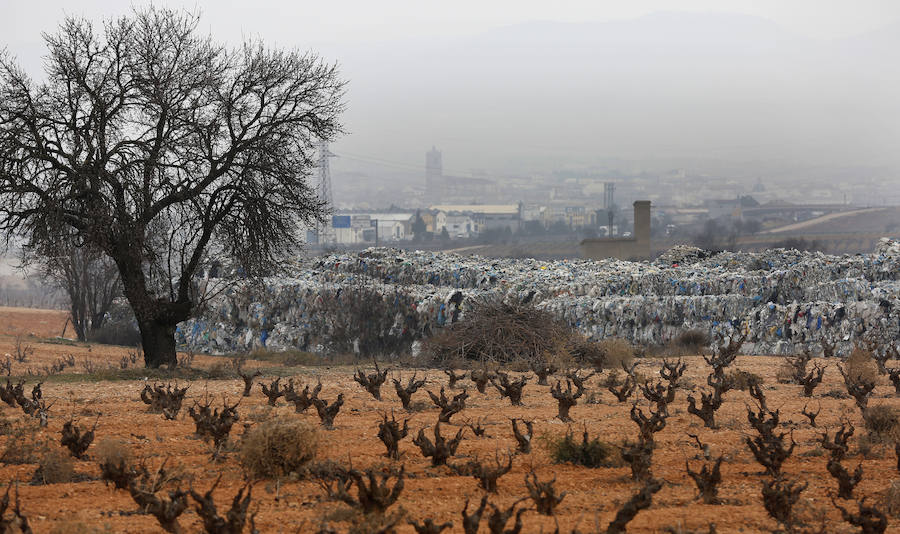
left=2, top=0, right=899, bottom=278
left=4, top=2, right=899, bottom=177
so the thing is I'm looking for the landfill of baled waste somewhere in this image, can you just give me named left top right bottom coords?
left=176, top=238, right=900, bottom=357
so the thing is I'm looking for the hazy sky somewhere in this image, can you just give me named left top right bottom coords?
left=3, top=1, right=900, bottom=175
left=3, top=1, right=898, bottom=43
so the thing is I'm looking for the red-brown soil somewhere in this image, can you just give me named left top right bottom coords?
left=1, top=308, right=899, bottom=533
left=0, top=307, right=71, bottom=338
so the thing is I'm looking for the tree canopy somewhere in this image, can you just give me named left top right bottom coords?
left=0, top=8, right=346, bottom=366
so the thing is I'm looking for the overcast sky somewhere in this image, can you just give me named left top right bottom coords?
left=3, top=1, right=898, bottom=43
left=3, top=1, right=900, bottom=175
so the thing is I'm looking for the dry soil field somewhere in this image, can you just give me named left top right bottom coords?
left=1, top=308, right=899, bottom=533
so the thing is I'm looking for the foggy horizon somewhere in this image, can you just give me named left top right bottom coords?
left=3, top=1, right=899, bottom=180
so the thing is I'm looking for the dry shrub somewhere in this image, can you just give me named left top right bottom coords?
left=95, top=438, right=132, bottom=468
left=863, top=405, right=900, bottom=443
left=603, top=370, right=621, bottom=388
left=845, top=347, right=879, bottom=385
left=591, top=338, right=635, bottom=370
left=347, top=511, right=405, bottom=534
left=776, top=362, right=797, bottom=384
left=800, top=446, right=825, bottom=458
left=87, top=321, right=142, bottom=347
left=247, top=406, right=275, bottom=423
left=246, top=347, right=322, bottom=367
left=321, top=506, right=359, bottom=524
left=240, top=417, right=318, bottom=478
left=204, top=362, right=237, bottom=379
left=883, top=480, right=900, bottom=517
left=33, top=447, right=75, bottom=484
left=545, top=347, right=576, bottom=371
left=546, top=429, right=622, bottom=468
left=663, top=329, right=709, bottom=356
left=604, top=368, right=648, bottom=389
left=423, top=300, right=581, bottom=367
left=856, top=433, right=885, bottom=459
left=571, top=335, right=605, bottom=366
left=0, top=417, right=12, bottom=435
left=1, top=420, right=44, bottom=464
left=727, top=369, right=764, bottom=390
left=505, top=359, right=532, bottom=373
left=678, top=329, right=709, bottom=348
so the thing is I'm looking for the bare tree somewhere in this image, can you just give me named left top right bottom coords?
left=0, top=7, right=345, bottom=367
left=23, top=238, right=120, bottom=341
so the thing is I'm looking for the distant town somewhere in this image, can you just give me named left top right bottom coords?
left=309, top=146, right=900, bottom=259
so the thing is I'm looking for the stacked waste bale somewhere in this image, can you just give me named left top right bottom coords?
left=176, top=239, right=900, bottom=356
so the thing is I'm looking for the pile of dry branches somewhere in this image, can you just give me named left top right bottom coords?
left=423, top=300, right=582, bottom=366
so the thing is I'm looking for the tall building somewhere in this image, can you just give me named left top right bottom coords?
left=425, top=146, right=442, bottom=198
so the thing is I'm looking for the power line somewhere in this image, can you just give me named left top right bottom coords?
left=335, top=151, right=421, bottom=172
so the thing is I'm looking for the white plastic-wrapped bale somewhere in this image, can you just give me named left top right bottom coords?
left=176, top=240, right=900, bottom=357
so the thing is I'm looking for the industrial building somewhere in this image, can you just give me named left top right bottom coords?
left=430, top=204, right=521, bottom=233
left=330, top=213, right=416, bottom=244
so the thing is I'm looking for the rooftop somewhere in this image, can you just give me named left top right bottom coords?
left=430, top=204, right=519, bottom=215
left=338, top=213, right=414, bottom=222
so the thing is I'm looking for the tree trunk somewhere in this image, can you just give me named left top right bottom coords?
left=115, top=240, right=191, bottom=369
left=89, top=311, right=107, bottom=338
left=138, top=318, right=179, bottom=369
left=71, top=305, right=87, bottom=342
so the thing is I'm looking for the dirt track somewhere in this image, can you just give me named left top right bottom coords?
left=1, top=308, right=899, bottom=533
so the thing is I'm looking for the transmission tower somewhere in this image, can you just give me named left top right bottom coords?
left=316, top=141, right=336, bottom=243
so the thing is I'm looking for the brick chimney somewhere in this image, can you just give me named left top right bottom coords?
left=633, top=200, right=651, bottom=254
